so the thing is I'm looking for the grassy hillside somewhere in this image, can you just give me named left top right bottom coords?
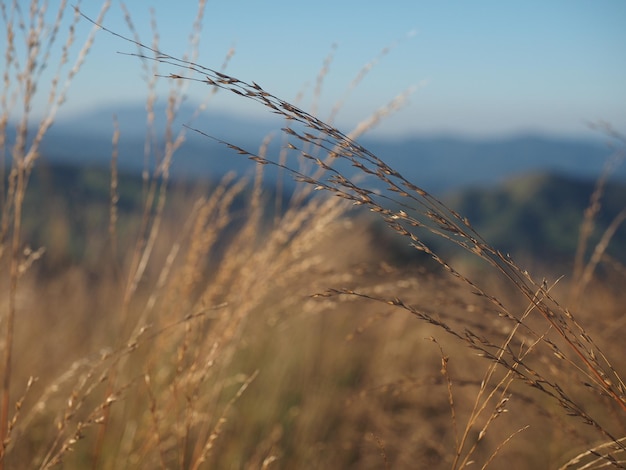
left=21, top=163, right=626, bottom=274
left=445, top=172, right=626, bottom=265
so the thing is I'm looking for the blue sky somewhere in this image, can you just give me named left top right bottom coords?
left=5, top=1, right=626, bottom=138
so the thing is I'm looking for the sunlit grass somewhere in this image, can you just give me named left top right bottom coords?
left=1, top=1, right=624, bottom=468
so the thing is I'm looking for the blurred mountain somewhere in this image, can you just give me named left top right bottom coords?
left=362, top=134, right=622, bottom=193
left=9, top=101, right=624, bottom=194
left=54, top=102, right=279, bottom=142
left=42, top=102, right=279, bottom=180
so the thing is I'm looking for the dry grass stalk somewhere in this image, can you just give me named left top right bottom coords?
left=571, top=130, right=626, bottom=304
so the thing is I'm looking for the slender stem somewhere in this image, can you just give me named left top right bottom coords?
left=1, top=161, right=24, bottom=469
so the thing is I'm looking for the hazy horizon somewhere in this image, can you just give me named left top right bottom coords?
left=47, top=98, right=616, bottom=143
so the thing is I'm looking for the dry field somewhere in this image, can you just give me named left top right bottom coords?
left=1, top=2, right=624, bottom=468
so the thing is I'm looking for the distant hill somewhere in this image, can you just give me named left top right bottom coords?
left=9, top=101, right=621, bottom=195
left=19, top=159, right=626, bottom=274
left=444, top=172, right=626, bottom=264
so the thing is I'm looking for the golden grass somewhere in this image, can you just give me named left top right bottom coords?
left=1, top=1, right=625, bottom=468
left=5, top=237, right=623, bottom=468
